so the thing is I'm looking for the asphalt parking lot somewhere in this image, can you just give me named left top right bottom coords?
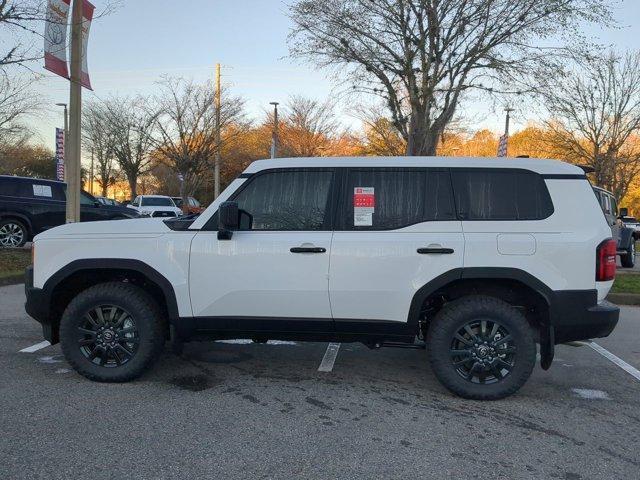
left=1, top=284, right=639, bottom=479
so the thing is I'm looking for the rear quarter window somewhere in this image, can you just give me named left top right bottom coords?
left=452, top=169, right=553, bottom=221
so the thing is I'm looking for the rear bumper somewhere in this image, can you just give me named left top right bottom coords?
left=24, top=265, right=57, bottom=343
left=551, top=289, right=619, bottom=344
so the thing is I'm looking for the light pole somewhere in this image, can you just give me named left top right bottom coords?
left=270, top=102, right=279, bottom=159
left=55, top=103, right=68, bottom=180
left=214, top=63, right=221, bottom=198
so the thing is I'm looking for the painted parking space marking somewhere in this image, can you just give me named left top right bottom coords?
left=572, top=388, right=611, bottom=400
left=318, top=343, right=341, bottom=372
left=589, top=341, right=640, bottom=382
left=19, top=341, right=51, bottom=353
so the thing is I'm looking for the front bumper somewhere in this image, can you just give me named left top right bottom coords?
left=551, top=289, right=619, bottom=344
left=24, top=266, right=57, bottom=343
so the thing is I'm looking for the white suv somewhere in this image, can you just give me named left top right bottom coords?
left=128, top=195, right=182, bottom=218
left=25, top=157, right=619, bottom=399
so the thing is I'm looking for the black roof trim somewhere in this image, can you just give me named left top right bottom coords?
left=540, top=174, right=587, bottom=180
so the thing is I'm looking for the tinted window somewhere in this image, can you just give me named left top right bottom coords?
left=452, top=169, right=553, bottom=220
left=142, top=197, right=174, bottom=207
left=80, top=192, right=95, bottom=205
left=0, top=178, right=21, bottom=196
left=233, top=170, right=333, bottom=230
left=342, top=169, right=455, bottom=230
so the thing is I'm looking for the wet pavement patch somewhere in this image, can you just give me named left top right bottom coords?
left=187, top=349, right=253, bottom=364
left=170, top=374, right=213, bottom=392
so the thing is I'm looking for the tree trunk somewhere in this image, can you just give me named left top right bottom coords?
left=128, top=175, right=137, bottom=200
left=406, top=121, right=439, bottom=156
left=101, top=183, right=108, bottom=197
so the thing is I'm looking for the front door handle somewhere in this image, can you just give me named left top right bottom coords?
left=417, top=247, right=454, bottom=254
left=290, top=247, right=326, bottom=253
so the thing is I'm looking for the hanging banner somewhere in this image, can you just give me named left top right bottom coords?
left=55, top=128, right=65, bottom=181
left=80, top=0, right=95, bottom=90
left=44, top=0, right=71, bottom=80
left=497, top=134, right=508, bottom=157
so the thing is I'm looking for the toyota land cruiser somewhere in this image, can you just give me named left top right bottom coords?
left=24, top=157, right=620, bottom=399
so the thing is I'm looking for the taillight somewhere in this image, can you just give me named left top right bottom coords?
left=596, top=238, right=617, bottom=281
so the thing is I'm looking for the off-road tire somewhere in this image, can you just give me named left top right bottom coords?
left=60, top=282, right=166, bottom=382
left=621, top=242, right=635, bottom=268
left=427, top=295, right=536, bottom=400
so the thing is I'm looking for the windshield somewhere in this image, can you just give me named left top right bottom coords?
left=142, top=197, right=174, bottom=207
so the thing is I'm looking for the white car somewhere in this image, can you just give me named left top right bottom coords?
left=25, top=156, right=619, bottom=400
left=127, top=195, right=182, bottom=218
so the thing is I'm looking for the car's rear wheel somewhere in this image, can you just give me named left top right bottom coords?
left=59, top=282, right=166, bottom=382
left=427, top=295, right=536, bottom=400
left=0, top=218, right=28, bottom=248
left=621, top=241, right=635, bottom=268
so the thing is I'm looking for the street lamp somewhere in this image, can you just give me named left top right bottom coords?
left=270, top=102, right=279, bottom=159
left=55, top=103, right=68, bottom=181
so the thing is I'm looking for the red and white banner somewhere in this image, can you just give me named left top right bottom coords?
left=80, top=0, right=95, bottom=90
left=497, top=134, right=508, bottom=157
left=44, top=0, right=71, bottom=80
left=44, top=0, right=94, bottom=90
left=55, top=128, right=65, bottom=181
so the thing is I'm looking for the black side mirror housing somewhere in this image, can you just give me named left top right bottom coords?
left=218, top=201, right=239, bottom=240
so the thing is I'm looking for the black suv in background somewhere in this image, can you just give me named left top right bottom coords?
left=0, top=175, right=139, bottom=248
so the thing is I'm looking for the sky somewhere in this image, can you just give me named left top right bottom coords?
left=19, top=0, right=640, bottom=151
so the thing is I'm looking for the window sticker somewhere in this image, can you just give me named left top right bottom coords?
left=354, top=187, right=374, bottom=226
left=33, top=184, right=53, bottom=197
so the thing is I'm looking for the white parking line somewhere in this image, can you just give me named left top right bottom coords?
left=19, top=341, right=51, bottom=353
left=318, top=343, right=341, bottom=372
left=589, top=342, right=640, bottom=382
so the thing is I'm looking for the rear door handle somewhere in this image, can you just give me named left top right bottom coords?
left=290, top=247, right=326, bottom=253
left=417, top=247, right=454, bottom=254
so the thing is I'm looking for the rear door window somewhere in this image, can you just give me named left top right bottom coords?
left=340, top=168, right=455, bottom=230
left=451, top=169, right=553, bottom=220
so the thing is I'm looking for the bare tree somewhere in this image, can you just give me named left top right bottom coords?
left=0, top=73, right=39, bottom=143
left=101, top=97, right=157, bottom=200
left=541, top=51, right=640, bottom=200
left=150, top=77, right=247, bottom=207
left=0, top=0, right=44, bottom=69
left=288, top=0, right=613, bottom=156
left=83, top=102, right=118, bottom=197
left=278, top=95, right=339, bottom=157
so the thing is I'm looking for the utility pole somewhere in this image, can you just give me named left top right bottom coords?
left=214, top=63, right=221, bottom=198
left=504, top=107, right=514, bottom=138
left=66, top=0, right=83, bottom=223
left=55, top=103, right=68, bottom=180
left=270, top=102, right=279, bottom=159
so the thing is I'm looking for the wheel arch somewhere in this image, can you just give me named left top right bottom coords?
left=0, top=213, right=33, bottom=238
left=42, top=259, right=179, bottom=342
left=409, top=267, right=555, bottom=369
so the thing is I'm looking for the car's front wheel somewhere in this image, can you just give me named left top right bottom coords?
left=59, top=282, right=166, bottom=382
left=0, top=218, right=28, bottom=248
left=427, top=295, right=536, bottom=400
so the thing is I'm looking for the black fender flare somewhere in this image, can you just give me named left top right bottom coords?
left=407, top=267, right=555, bottom=369
left=42, top=258, right=180, bottom=321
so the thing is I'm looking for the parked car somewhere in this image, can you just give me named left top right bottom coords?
left=25, top=157, right=619, bottom=400
left=619, top=215, right=640, bottom=238
left=95, top=196, right=120, bottom=207
left=127, top=195, right=182, bottom=218
left=592, top=186, right=635, bottom=268
left=0, top=175, right=139, bottom=248
left=171, top=196, right=204, bottom=215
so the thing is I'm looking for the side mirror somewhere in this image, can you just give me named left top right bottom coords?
left=94, top=201, right=101, bottom=207
left=218, top=201, right=239, bottom=240
left=619, top=207, right=628, bottom=218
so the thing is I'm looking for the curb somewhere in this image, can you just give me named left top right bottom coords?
left=0, top=275, right=24, bottom=287
left=607, top=293, right=640, bottom=306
